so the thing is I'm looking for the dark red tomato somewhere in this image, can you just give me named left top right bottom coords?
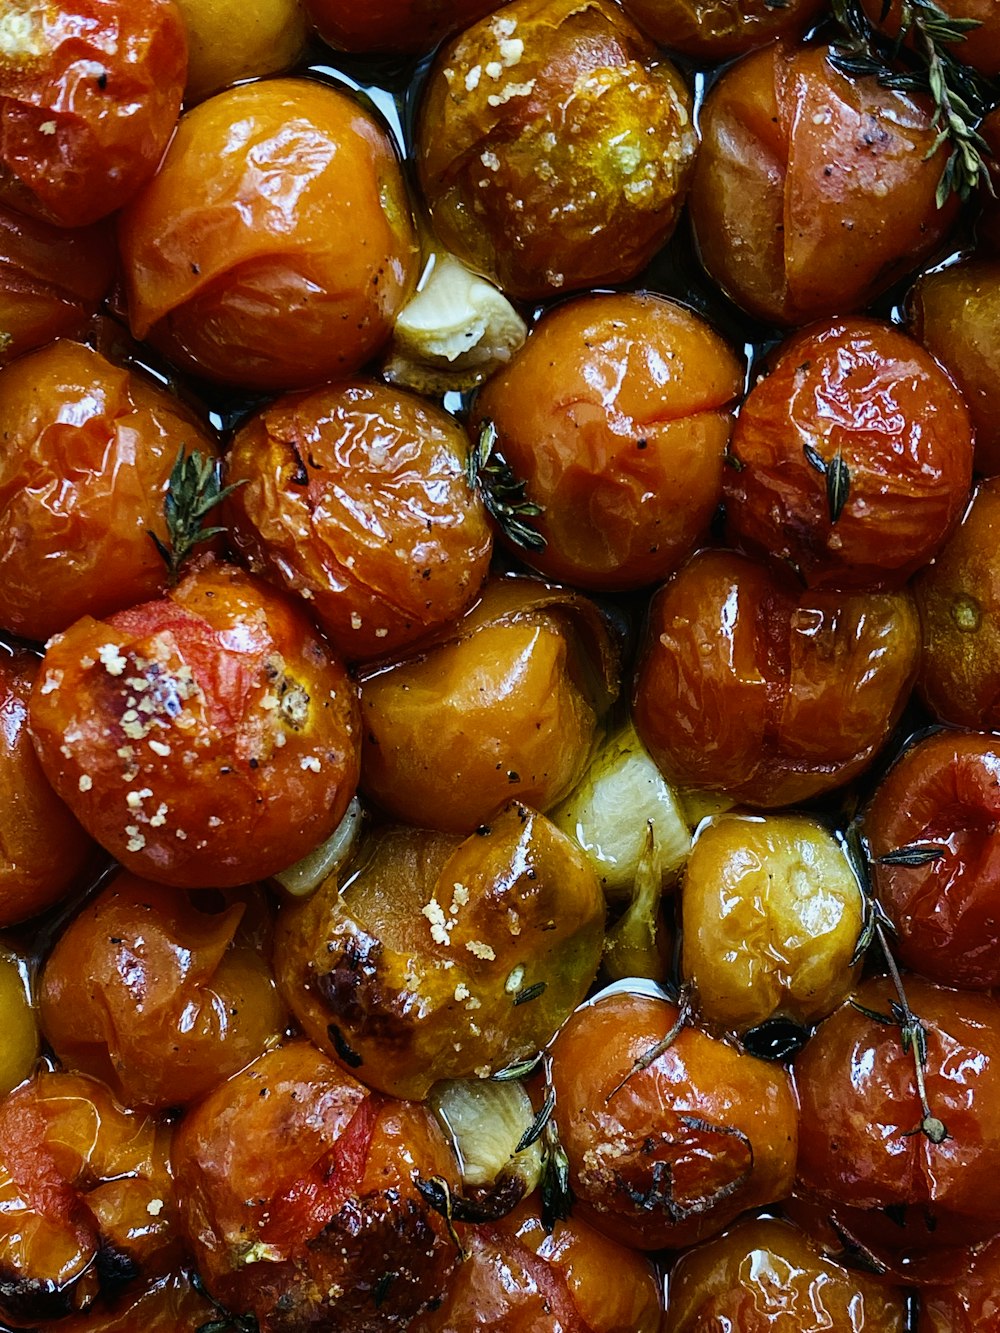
left=861, top=0, right=1000, bottom=76
left=172, top=1040, right=460, bottom=1331
left=305, top=0, right=500, bottom=54
left=226, top=381, right=492, bottom=662
left=914, top=478, right=1000, bottom=729
left=413, top=1197, right=664, bottom=1332
left=864, top=731, right=1000, bottom=990
left=690, top=44, right=958, bottom=326
left=920, top=1233, right=1000, bottom=1330
left=794, top=978, right=1000, bottom=1227
left=0, top=648, right=93, bottom=928
left=37, top=1272, right=217, bottom=1333
left=980, top=110, right=1000, bottom=252
left=548, top=990, right=798, bottom=1251
left=416, top=0, right=697, bottom=300
left=0, top=1070, right=179, bottom=1328
left=662, top=1216, right=907, bottom=1331
left=0, top=340, right=220, bottom=644
left=632, top=549, right=920, bottom=808
left=0, top=204, right=114, bottom=366
left=725, top=319, right=974, bottom=589
left=39, top=873, right=287, bottom=1109
left=119, top=77, right=419, bottom=391
left=29, top=558, right=361, bottom=888
left=0, top=0, right=186, bottom=227
left=620, top=0, right=824, bottom=59
left=470, top=292, right=743, bottom=591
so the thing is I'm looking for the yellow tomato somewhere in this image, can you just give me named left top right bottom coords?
left=174, top=0, right=309, bottom=103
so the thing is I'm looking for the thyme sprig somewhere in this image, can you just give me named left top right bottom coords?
left=149, top=447, right=244, bottom=584
left=830, top=0, right=996, bottom=204
left=467, top=420, right=547, bottom=552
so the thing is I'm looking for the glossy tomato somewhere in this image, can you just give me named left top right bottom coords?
left=620, top=0, right=825, bottom=59
left=173, top=0, right=308, bottom=102
left=35, top=1272, right=218, bottom=1333
left=305, top=0, right=500, bottom=54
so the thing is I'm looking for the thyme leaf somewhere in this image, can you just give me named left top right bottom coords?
left=513, top=981, right=547, bottom=1007
left=801, top=443, right=851, bottom=523
left=491, top=1051, right=544, bottom=1082
left=515, top=1083, right=555, bottom=1153
left=876, top=841, right=949, bottom=866
left=539, top=1117, right=573, bottom=1232
left=467, top=420, right=547, bottom=552
left=149, top=447, right=244, bottom=585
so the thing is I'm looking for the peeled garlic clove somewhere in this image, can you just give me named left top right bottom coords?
left=430, top=1076, right=543, bottom=1197
left=272, top=797, right=363, bottom=897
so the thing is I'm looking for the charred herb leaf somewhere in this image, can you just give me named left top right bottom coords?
left=802, top=443, right=851, bottom=523
left=876, top=841, right=949, bottom=867
left=467, top=420, right=547, bottom=552
left=515, top=1084, right=555, bottom=1153
left=539, top=1117, right=573, bottom=1232
left=149, top=447, right=245, bottom=584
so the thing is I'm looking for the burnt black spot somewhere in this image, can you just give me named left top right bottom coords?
left=328, top=1024, right=364, bottom=1068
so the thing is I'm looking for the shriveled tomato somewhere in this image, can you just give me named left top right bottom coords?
left=0, top=340, right=220, bottom=644
left=620, top=0, right=824, bottom=58
left=36, top=1272, right=217, bottom=1333
left=690, top=43, right=958, bottom=325
left=632, top=549, right=920, bottom=808
left=172, top=1040, right=460, bottom=1331
left=471, top=292, right=743, bottom=590
left=305, top=0, right=500, bottom=54
left=0, top=647, right=93, bottom=929
left=359, top=576, right=619, bottom=832
left=549, top=990, right=798, bottom=1250
left=119, top=77, right=419, bottom=391
left=416, top=0, right=697, bottom=299
left=275, top=804, right=605, bottom=1099
left=725, top=319, right=973, bottom=589
left=226, top=380, right=492, bottom=662
left=29, top=558, right=361, bottom=888
left=0, top=1070, right=179, bottom=1328
left=0, top=0, right=186, bottom=227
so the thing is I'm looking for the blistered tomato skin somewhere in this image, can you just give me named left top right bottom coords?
left=864, top=731, right=1000, bottom=990
left=305, top=0, right=500, bottom=55
left=662, top=1215, right=907, bottom=1331
left=0, top=0, right=186, bottom=228
left=795, top=978, right=1000, bottom=1225
left=620, top=0, right=825, bottom=59
left=275, top=805, right=605, bottom=1099
left=0, top=341, right=221, bottom=644
left=549, top=991, right=798, bottom=1251
left=691, top=44, right=958, bottom=326
left=28, top=559, right=361, bottom=889
left=416, top=0, right=697, bottom=300
left=39, top=874, right=287, bottom=1109
left=471, top=293, right=743, bottom=591
left=34, top=1272, right=218, bottom=1333
left=226, top=381, right=492, bottom=662
left=632, top=549, right=921, bottom=808
left=725, top=319, right=973, bottom=589
left=119, top=77, right=419, bottom=391
left=172, top=1040, right=460, bottom=1332
left=0, top=649, right=93, bottom=929
left=0, top=1070, right=179, bottom=1328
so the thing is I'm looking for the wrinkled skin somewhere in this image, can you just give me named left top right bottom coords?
left=0, top=0, right=186, bottom=227
left=172, top=1041, right=461, bottom=1332
left=0, top=340, right=220, bottom=643
left=549, top=991, right=798, bottom=1250
left=305, top=0, right=500, bottom=54
left=119, top=78, right=418, bottom=390
left=920, top=1234, right=1000, bottom=1330
left=39, top=873, right=287, bottom=1109
left=36, top=1271, right=217, bottom=1332
left=275, top=804, right=605, bottom=1099
left=725, top=319, right=973, bottom=590
left=226, top=381, right=492, bottom=662
left=690, top=43, right=958, bottom=325
left=417, top=0, right=697, bottom=299
left=471, top=292, right=743, bottom=590
left=632, top=549, right=920, bottom=808
left=620, top=0, right=824, bottom=59
left=29, top=559, right=361, bottom=888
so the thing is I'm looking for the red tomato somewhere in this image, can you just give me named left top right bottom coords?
left=920, top=1233, right=1000, bottom=1330
left=621, top=0, right=825, bottom=59
left=119, top=77, right=419, bottom=391
left=305, top=0, right=500, bottom=54
left=0, top=0, right=186, bottom=227
left=36, top=1272, right=217, bottom=1333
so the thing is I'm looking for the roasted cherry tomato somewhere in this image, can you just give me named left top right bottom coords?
left=0, top=944, right=38, bottom=1095
left=632, top=549, right=920, bottom=808
left=119, top=77, right=419, bottom=390
left=173, top=0, right=308, bottom=102
left=690, top=43, right=958, bottom=326
left=416, top=0, right=697, bottom=299
left=920, top=1233, right=1000, bottom=1330
left=275, top=804, right=605, bottom=1099
left=29, top=558, right=361, bottom=888
left=0, top=647, right=93, bottom=928
left=0, top=1070, right=179, bottom=1328
left=172, top=1039, right=461, bottom=1331
left=549, top=990, right=798, bottom=1250
left=725, top=319, right=974, bottom=589
left=471, top=292, right=743, bottom=590
left=0, top=0, right=186, bottom=227
left=305, top=0, right=500, bottom=54
left=360, top=576, right=619, bottom=832
left=36, top=1272, right=218, bottom=1333
left=620, top=0, right=824, bottom=59
left=226, top=380, right=492, bottom=662
left=0, top=340, right=220, bottom=644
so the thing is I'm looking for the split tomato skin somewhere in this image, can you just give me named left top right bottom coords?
left=548, top=990, right=798, bottom=1251
left=0, top=340, right=220, bottom=644
left=172, top=1040, right=461, bottom=1332
left=725, top=319, right=974, bottom=590
left=226, top=381, right=492, bottom=662
left=0, top=0, right=186, bottom=228
left=28, top=559, right=361, bottom=888
left=118, top=77, right=419, bottom=391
